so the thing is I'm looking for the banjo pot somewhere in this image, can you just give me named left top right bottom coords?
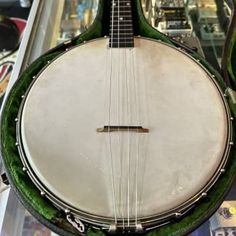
left=1, top=0, right=236, bottom=235
left=15, top=36, right=233, bottom=233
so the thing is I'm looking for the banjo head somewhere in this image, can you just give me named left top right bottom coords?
left=16, top=38, right=232, bottom=230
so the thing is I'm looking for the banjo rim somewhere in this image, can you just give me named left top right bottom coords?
left=14, top=37, right=234, bottom=230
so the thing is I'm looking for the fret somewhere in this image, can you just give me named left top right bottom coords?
left=110, top=37, right=133, bottom=40
left=110, top=31, right=133, bottom=35
left=113, top=6, right=131, bottom=8
left=110, top=15, right=131, bottom=19
left=109, top=42, right=134, bottom=48
left=110, top=26, right=133, bottom=30
left=109, top=35, right=133, bottom=42
left=112, top=5, right=131, bottom=8
left=110, top=0, right=134, bottom=48
left=111, top=24, right=133, bottom=28
left=110, top=32, right=133, bottom=35
left=112, top=2, right=131, bottom=6
left=112, top=0, right=131, bottom=2
left=110, top=37, right=133, bottom=43
left=112, top=1, right=131, bottom=4
left=110, top=35, right=133, bottom=39
left=111, top=27, right=133, bottom=30
left=111, top=23, right=133, bottom=26
left=111, top=9, right=131, bottom=13
left=111, top=20, right=132, bottom=24
left=111, top=20, right=132, bottom=23
left=110, top=36, right=134, bottom=40
left=110, top=29, right=133, bottom=33
left=110, top=41, right=134, bottom=44
left=111, top=11, right=131, bottom=14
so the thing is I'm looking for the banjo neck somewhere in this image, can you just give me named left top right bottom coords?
left=109, top=0, right=134, bottom=48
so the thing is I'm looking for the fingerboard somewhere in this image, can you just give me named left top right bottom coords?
left=109, top=0, right=134, bottom=48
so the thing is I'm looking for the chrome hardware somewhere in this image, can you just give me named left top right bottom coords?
left=175, top=212, right=182, bottom=218
left=22, top=167, right=27, bottom=172
left=135, top=223, right=143, bottom=233
left=109, top=224, right=117, bottom=233
left=66, top=214, right=85, bottom=233
left=201, top=192, right=207, bottom=197
left=65, top=209, right=70, bottom=214
left=64, top=40, right=72, bottom=45
left=15, top=118, right=19, bottom=122
left=226, top=88, right=236, bottom=104
left=220, top=168, right=226, bottom=173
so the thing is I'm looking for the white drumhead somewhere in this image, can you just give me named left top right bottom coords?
left=20, top=38, right=229, bottom=220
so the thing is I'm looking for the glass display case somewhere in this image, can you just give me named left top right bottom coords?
left=0, top=0, right=235, bottom=235
left=16, top=0, right=98, bottom=69
left=141, top=0, right=233, bottom=70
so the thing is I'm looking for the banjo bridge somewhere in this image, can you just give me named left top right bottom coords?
left=97, top=126, right=149, bottom=133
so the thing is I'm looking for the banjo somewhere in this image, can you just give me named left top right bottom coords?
left=1, top=0, right=236, bottom=235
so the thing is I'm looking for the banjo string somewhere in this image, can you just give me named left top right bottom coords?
left=107, top=0, right=118, bottom=224
left=138, top=63, right=150, bottom=219
left=131, top=47, right=140, bottom=226
left=122, top=2, right=128, bottom=226
left=124, top=45, right=131, bottom=228
left=117, top=50, right=125, bottom=228
left=125, top=0, right=136, bottom=227
left=117, top=0, right=125, bottom=228
left=125, top=0, right=141, bottom=226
